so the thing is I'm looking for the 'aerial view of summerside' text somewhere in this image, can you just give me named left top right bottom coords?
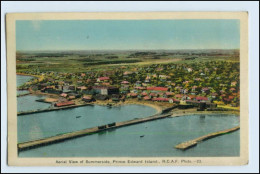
left=16, top=20, right=240, bottom=158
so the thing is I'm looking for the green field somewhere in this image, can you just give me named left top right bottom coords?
left=16, top=50, right=239, bottom=73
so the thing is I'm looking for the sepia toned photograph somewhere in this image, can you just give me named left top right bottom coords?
left=6, top=12, right=249, bottom=166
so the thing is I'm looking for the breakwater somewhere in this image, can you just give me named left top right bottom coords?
left=175, top=126, right=240, bottom=150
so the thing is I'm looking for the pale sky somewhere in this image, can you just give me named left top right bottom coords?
left=16, top=20, right=240, bottom=51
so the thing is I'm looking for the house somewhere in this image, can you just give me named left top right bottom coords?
left=135, top=86, right=146, bottom=90
left=135, top=81, right=142, bottom=86
left=187, top=68, right=193, bottom=72
left=82, top=96, right=95, bottom=102
left=175, top=94, right=183, bottom=100
left=196, top=96, right=209, bottom=102
left=92, top=86, right=119, bottom=95
left=152, top=98, right=170, bottom=102
left=68, top=96, right=76, bottom=100
left=175, top=86, right=183, bottom=91
left=194, top=78, right=202, bottom=81
left=231, top=81, right=237, bottom=86
left=97, top=77, right=110, bottom=82
left=165, top=92, right=174, bottom=97
left=201, top=87, right=210, bottom=94
left=230, top=88, right=236, bottom=92
left=172, top=98, right=180, bottom=103
left=180, top=88, right=188, bottom=94
left=123, top=71, right=133, bottom=76
left=143, top=96, right=151, bottom=100
left=102, top=82, right=110, bottom=86
left=60, top=93, right=68, bottom=98
left=81, top=73, right=86, bottom=77
left=210, top=93, right=218, bottom=98
left=192, top=86, right=198, bottom=92
left=228, top=96, right=235, bottom=100
left=77, top=86, right=87, bottom=91
left=130, top=89, right=138, bottom=93
left=149, top=93, right=158, bottom=98
left=159, top=75, right=168, bottom=79
left=121, top=81, right=130, bottom=86
left=223, top=98, right=232, bottom=104
left=127, top=93, right=138, bottom=98
left=187, top=95, right=196, bottom=100
left=144, top=77, right=151, bottom=83
left=141, top=92, right=148, bottom=96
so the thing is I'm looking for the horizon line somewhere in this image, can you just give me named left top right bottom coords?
left=17, top=48, right=240, bottom=52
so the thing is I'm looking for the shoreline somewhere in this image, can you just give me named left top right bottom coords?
left=16, top=72, right=39, bottom=78
left=94, top=99, right=163, bottom=114
left=20, top=93, right=240, bottom=117
left=170, top=108, right=240, bottom=118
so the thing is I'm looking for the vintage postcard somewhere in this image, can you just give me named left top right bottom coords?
left=7, top=12, right=248, bottom=166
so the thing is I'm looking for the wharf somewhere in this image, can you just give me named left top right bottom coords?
left=17, top=103, right=94, bottom=116
left=17, top=93, right=31, bottom=97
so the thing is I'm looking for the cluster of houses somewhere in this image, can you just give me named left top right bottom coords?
left=23, top=61, right=240, bottom=108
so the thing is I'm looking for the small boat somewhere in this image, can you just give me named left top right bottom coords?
left=140, top=135, right=145, bottom=138
left=76, top=116, right=82, bottom=118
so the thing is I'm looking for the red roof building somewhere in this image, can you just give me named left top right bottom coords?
left=143, top=96, right=151, bottom=100
left=60, top=93, right=68, bottom=97
left=230, top=88, right=236, bottom=91
left=149, top=93, right=158, bottom=97
left=196, top=96, right=209, bottom=101
left=55, top=101, right=75, bottom=107
left=152, top=98, right=170, bottom=102
left=188, top=95, right=196, bottom=100
left=228, top=96, right=235, bottom=100
left=165, top=92, right=174, bottom=96
left=141, top=92, right=148, bottom=96
left=147, top=87, right=168, bottom=91
left=127, top=93, right=138, bottom=97
left=97, top=77, right=110, bottom=81
left=175, top=94, right=183, bottom=99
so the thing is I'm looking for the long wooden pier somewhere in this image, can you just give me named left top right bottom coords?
left=17, top=103, right=94, bottom=116
left=18, top=113, right=172, bottom=151
left=175, top=126, right=240, bottom=150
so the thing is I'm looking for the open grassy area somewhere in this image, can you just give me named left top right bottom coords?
left=16, top=50, right=239, bottom=73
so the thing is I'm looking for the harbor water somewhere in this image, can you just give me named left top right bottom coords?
left=17, top=75, right=240, bottom=157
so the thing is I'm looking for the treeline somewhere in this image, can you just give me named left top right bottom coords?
left=83, top=59, right=142, bottom=66
left=17, top=58, right=36, bottom=61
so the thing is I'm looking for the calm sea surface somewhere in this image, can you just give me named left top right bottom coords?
left=17, top=75, right=240, bottom=157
